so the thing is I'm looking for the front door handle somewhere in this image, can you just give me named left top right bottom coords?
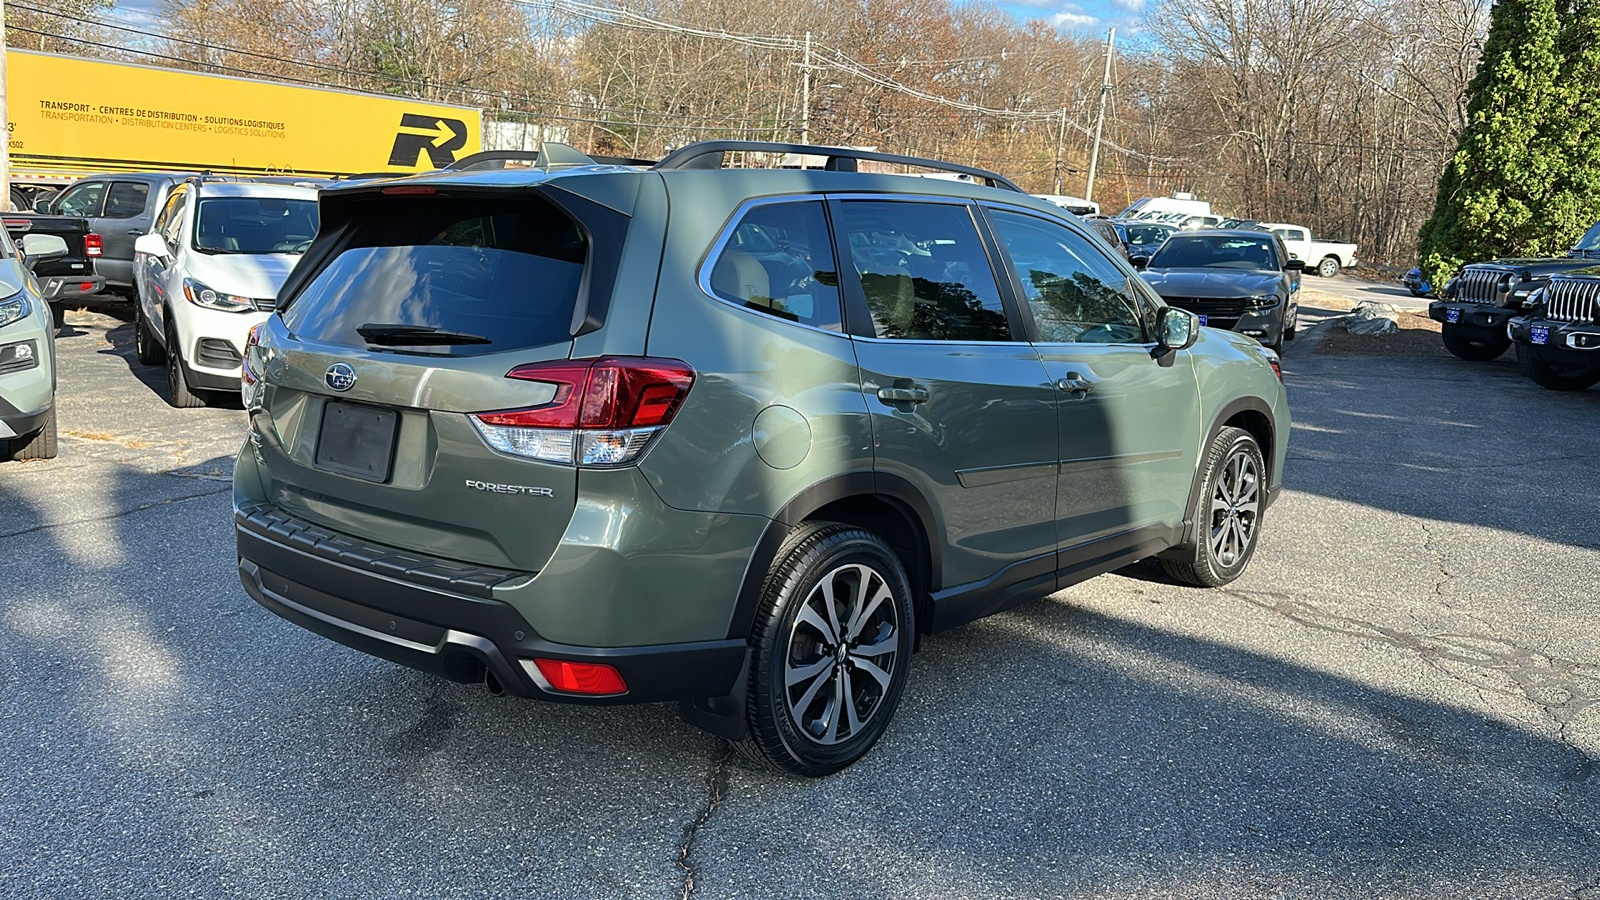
left=1056, top=372, right=1095, bottom=396
left=126, top=229, right=146, bottom=236
left=877, top=385, right=930, bottom=404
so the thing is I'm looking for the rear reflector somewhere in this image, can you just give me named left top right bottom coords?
left=531, top=658, right=627, bottom=695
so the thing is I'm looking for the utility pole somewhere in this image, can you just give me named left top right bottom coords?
left=1, top=0, right=10, bottom=212
left=1085, top=27, right=1115, bottom=203
left=1052, top=107, right=1067, bottom=195
left=800, top=31, right=811, bottom=147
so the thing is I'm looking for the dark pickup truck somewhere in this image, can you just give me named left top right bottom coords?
left=2, top=213, right=106, bottom=327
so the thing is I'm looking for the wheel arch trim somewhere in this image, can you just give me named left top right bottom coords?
left=724, top=471, right=942, bottom=641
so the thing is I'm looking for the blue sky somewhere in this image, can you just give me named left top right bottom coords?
left=997, top=0, right=1149, bottom=38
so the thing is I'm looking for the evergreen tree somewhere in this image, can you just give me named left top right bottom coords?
left=1417, top=0, right=1569, bottom=287
left=1549, top=0, right=1600, bottom=233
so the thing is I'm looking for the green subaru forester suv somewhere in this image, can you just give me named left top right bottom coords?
left=235, top=142, right=1289, bottom=775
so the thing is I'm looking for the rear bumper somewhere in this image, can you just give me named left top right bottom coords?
left=38, top=275, right=105, bottom=302
left=235, top=500, right=748, bottom=704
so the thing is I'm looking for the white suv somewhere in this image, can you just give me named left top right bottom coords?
left=132, top=180, right=319, bottom=407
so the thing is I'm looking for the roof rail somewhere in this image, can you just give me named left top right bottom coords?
left=650, top=141, right=1024, bottom=193
left=445, top=144, right=653, bottom=172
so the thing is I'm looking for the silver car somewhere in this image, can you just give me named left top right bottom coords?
left=0, top=230, right=71, bottom=460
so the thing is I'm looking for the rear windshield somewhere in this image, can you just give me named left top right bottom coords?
left=281, top=195, right=585, bottom=356
left=194, top=197, right=318, bottom=254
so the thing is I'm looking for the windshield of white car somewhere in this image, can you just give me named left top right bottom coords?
left=1149, top=235, right=1279, bottom=270
left=193, top=197, right=318, bottom=255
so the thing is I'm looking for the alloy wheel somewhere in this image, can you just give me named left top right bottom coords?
left=783, top=563, right=901, bottom=746
left=1208, top=448, right=1260, bottom=567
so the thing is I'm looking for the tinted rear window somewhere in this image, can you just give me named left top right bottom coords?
left=281, top=195, right=585, bottom=356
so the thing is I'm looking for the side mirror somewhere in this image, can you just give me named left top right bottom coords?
left=20, top=233, right=69, bottom=267
left=1129, top=255, right=1150, bottom=270
left=1284, top=258, right=1305, bottom=271
left=134, top=232, right=170, bottom=260
left=32, top=199, right=51, bottom=214
left=1152, top=306, right=1200, bottom=366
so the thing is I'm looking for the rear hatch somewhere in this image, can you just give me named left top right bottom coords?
left=251, top=181, right=630, bottom=572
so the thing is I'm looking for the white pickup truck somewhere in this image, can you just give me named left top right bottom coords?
left=1257, top=223, right=1359, bottom=278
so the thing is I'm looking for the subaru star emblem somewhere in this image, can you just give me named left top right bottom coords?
left=325, top=363, right=357, bottom=392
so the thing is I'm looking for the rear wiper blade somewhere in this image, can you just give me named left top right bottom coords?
left=356, top=323, right=492, bottom=346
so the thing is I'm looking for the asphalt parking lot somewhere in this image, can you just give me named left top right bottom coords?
left=2, top=304, right=1597, bottom=899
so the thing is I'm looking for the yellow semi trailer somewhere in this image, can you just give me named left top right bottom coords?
left=6, top=50, right=483, bottom=193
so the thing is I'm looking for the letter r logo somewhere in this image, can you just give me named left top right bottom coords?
left=388, top=114, right=469, bottom=168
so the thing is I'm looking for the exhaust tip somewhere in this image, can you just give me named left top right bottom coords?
left=484, top=668, right=505, bottom=696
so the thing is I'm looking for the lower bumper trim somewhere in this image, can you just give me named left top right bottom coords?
left=237, top=528, right=749, bottom=705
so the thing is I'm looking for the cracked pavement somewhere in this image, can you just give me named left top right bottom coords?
left=1, top=309, right=1597, bottom=898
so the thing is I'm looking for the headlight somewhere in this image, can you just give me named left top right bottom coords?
left=0, top=292, right=29, bottom=329
left=183, top=278, right=254, bottom=313
left=1246, top=295, right=1277, bottom=308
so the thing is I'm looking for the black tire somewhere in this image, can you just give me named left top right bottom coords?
left=165, top=320, right=207, bottom=408
left=6, top=405, right=58, bottom=461
left=1316, top=257, right=1341, bottom=278
left=1160, top=426, right=1265, bottom=588
left=134, top=298, right=164, bottom=366
left=50, top=302, right=65, bottom=331
left=1284, top=304, right=1298, bottom=341
left=736, top=522, right=916, bottom=777
left=1441, top=325, right=1509, bottom=361
left=1516, top=342, right=1600, bottom=391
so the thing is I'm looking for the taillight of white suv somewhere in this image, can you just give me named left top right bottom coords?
left=471, top=357, right=695, bottom=467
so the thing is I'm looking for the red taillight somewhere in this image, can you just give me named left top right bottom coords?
left=84, top=234, right=103, bottom=257
left=486, top=357, right=695, bottom=429
left=472, top=357, right=695, bottom=466
left=1269, top=358, right=1283, bottom=380
left=532, top=658, right=627, bottom=695
left=380, top=185, right=437, bottom=195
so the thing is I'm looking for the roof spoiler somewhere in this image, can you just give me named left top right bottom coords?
left=445, top=144, right=654, bottom=172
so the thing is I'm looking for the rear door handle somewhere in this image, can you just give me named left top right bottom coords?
left=877, top=386, right=930, bottom=404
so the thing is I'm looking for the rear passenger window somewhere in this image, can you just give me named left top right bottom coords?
left=104, top=182, right=150, bottom=219
left=837, top=200, right=1011, bottom=342
left=707, top=201, right=842, bottom=332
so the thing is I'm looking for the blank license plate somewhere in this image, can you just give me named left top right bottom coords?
left=1446, top=307, right=1461, bottom=323
left=315, top=401, right=399, bottom=483
left=1531, top=325, right=1551, bottom=345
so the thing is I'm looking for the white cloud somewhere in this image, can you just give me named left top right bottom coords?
left=1110, top=0, right=1146, bottom=11
left=1052, top=11, right=1101, bottom=28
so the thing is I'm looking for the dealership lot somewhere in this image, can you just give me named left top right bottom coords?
left=2, top=306, right=1597, bottom=898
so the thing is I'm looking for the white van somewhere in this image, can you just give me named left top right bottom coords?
left=1118, top=194, right=1212, bottom=221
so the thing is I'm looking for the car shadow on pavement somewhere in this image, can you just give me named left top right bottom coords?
left=1, top=456, right=1596, bottom=897
left=1282, top=354, right=1600, bottom=552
